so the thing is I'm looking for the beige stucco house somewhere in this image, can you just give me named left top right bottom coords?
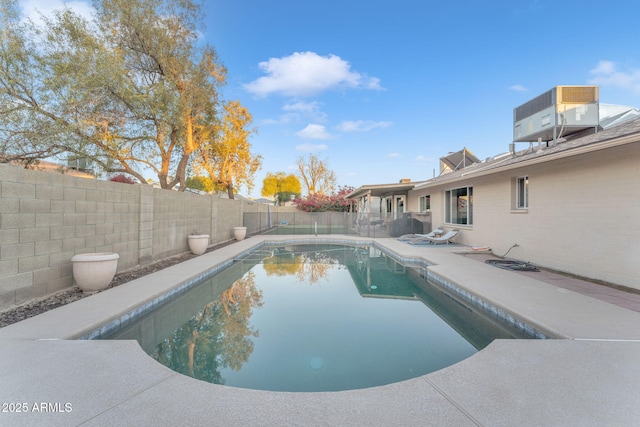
left=350, top=108, right=640, bottom=291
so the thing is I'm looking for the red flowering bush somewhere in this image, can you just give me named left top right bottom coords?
left=294, top=186, right=355, bottom=212
left=109, top=174, right=136, bottom=184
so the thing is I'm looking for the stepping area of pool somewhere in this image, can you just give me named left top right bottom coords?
left=1, top=235, right=639, bottom=426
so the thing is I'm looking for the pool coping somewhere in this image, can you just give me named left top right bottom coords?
left=2, top=235, right=640, bottom=425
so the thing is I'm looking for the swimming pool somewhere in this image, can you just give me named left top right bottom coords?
left=100, top=244, right=534, bottom=392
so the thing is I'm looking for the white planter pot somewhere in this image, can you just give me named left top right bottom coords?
left=188, top=234, right=209, bottom=255
left=233, top=227, right=247, bottom=241
left=71, top=253, right=119, bottom=293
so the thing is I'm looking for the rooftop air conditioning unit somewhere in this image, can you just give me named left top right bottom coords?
left=513, top=86, right=599, bottom=143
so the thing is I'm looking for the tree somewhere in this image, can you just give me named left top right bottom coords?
left=261, top=172, right=302, bottom=205
left=0, top=0, right=226, bottom=190
left=263, top=250, right=336, bottom=285
left=185, top=176, right=214, bottom=193
left=192, top=100, right=262, bottom=199
left=110, top=174, right=136, bottom=184
left=0, top=1, right=84, bottom=165
left=152, top=271, right=263, bottom=381
left=294, top=186, right=355, bottom=212
left=296, top=154, right=336, bottom=195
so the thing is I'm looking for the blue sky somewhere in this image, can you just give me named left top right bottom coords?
left=20, top=1, right=640, bottom=198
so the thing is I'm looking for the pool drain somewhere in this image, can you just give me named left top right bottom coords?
left=309, top=357, right=324, bottom=370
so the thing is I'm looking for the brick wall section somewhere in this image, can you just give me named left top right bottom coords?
left=0, top=163, right=275, bottom=311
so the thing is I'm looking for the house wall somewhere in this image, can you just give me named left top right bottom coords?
left=0, top=163, right=273, bottom=311
left=409, top=142, right=640, bottom=290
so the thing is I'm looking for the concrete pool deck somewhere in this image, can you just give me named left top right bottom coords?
left=1, top=235, right=640, bottom=426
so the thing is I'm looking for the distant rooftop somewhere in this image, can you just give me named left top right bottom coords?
left=600, top=103, right=640, bottom=129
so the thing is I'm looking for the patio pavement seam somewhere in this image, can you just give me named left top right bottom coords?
left=421, top=376, right=484, bottom=427
left=79, top=373, right=179, bottom=425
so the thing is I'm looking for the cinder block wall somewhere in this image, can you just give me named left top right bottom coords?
left=0, top=163, right=274, bottom=311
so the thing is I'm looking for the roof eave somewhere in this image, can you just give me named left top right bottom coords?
left=347, top=182, right=423, bottom=199
left=414, top=132, right=639, bottom=190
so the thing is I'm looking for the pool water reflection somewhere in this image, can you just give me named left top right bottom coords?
left=102, top=245, right=531, bottom=392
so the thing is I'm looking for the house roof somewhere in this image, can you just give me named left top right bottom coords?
left=347, top=180, right=427, bottom=199
left=599, top=104, right=640, bottom=129
left=413, top=114, right=640, bottom=190
left=11, top=160, right=96, bottom=179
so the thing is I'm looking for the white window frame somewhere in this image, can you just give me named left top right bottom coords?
left=516, top=176, right=528, bottom=209
left=444, top=186, right=473, bottom=225
left=419, top=195, right=431, bottom=212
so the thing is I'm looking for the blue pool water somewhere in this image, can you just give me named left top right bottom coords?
left=102, top=244, right=532, bottom=392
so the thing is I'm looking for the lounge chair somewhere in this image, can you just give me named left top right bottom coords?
left=397, top=227, right=444, bottom=241
left=407, top=229, right=459, bottom=245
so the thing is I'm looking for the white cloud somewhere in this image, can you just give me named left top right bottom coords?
left=415, top=155, right=432, bottom=162
left=283, top=101, right=327, bottom=122
left=295, top=143, right=329, bottom=152
left=591, top=60, right=616, bottom=75
left=295, top=124, right=332, bottom=140
left=260, top=115, right=295, bottom=125
left=387, top=152, right=401, bottom=158
left=20, top=0, right=94, bottom=23
left=509, top=84, right=528, bottom=92
left=336, top=120, right=392, bottom=132
left=261, top=102, right=327, bottom=126
left=283, top=101, right=320, bottom=113
left=243, top=51, right=383, bottom=97
left=588, top=60, right=640, bottom=94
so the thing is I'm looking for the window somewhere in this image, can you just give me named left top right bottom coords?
left=516, top=176, right=528, bottom=209
left=445, top=186, right=473, bottom=225
left=419, top=195, right=431, bottom=211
